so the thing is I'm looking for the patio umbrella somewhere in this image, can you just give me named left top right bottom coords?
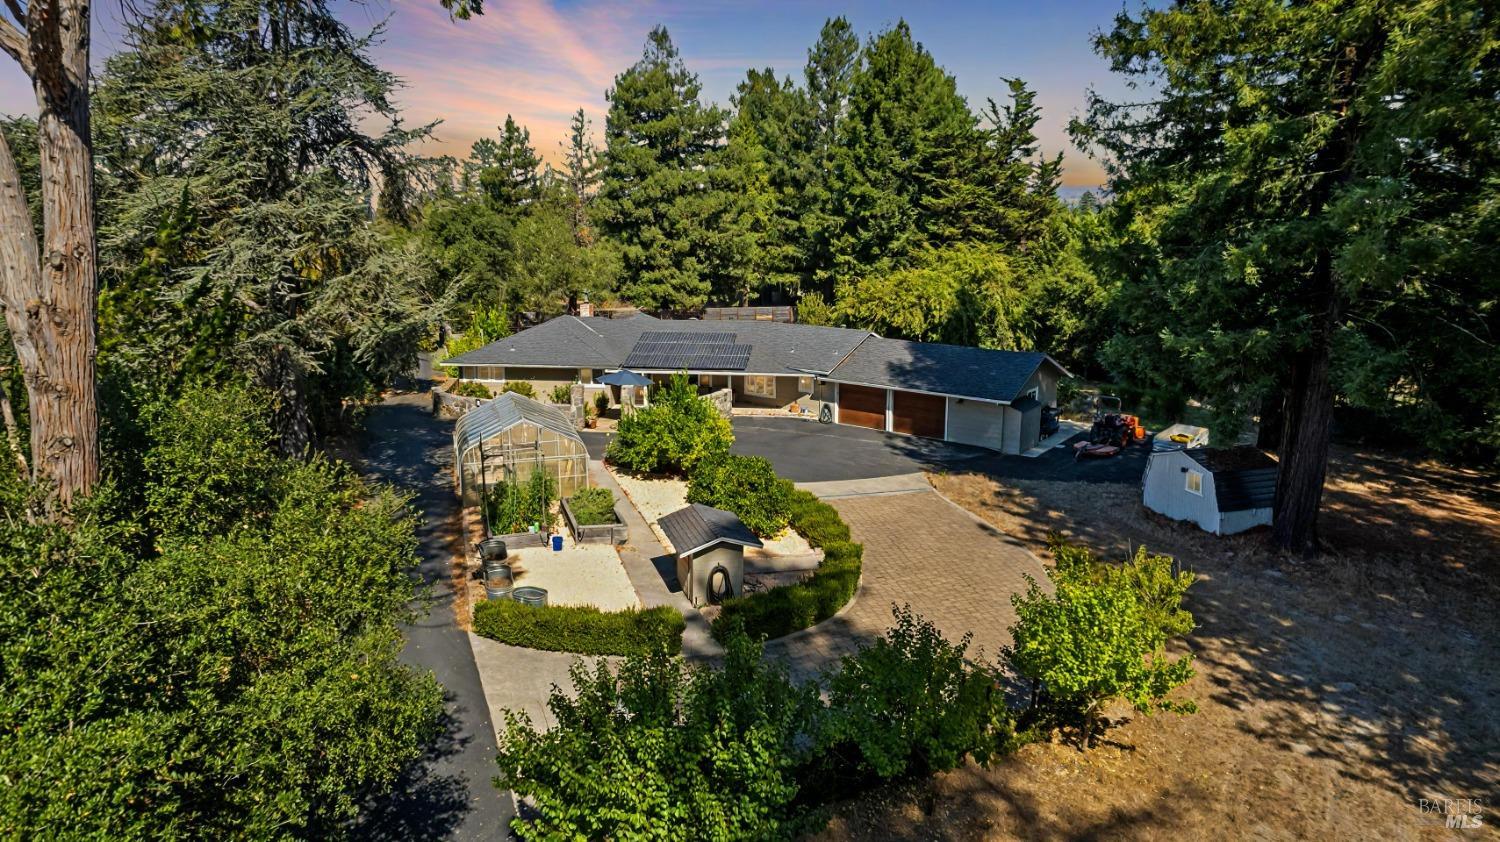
left=596, top=369, right=653, bottom=387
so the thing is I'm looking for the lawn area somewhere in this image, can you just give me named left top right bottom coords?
left=816, top=446, right=1499, bottom=840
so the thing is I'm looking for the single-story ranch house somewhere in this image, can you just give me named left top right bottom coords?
left=443, top=314, right=1070, bottom=454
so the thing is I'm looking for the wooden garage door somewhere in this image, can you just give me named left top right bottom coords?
left=891, top=390, right=945, bottom=438
left=837, top=384, right=886, bottom=430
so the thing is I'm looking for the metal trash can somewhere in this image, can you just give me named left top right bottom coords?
left=510, top=586, right=548, bottom=607
left=551, top=534, right=563, bottom=552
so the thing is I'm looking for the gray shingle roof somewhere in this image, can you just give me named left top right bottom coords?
left=658, top=504, right=764, bottom=556
left=1186, top=447, right=1279, bottom=512
left=825, top=335, right=1068, bottom=404
left=443, top=314, right=870, bottom=376
left=442, top=315, right=1066, bottom=404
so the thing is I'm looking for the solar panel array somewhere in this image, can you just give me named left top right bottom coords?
left=623, top=331, right=752, bottom=371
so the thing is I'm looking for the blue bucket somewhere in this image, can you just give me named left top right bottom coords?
left=551, top=534, right=563, bottom=551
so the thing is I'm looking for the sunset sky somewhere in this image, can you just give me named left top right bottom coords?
left=1, top=0, right=1137, bottom=189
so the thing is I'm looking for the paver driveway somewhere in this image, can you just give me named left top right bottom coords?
left=763, top=486, right=1049, bottom=684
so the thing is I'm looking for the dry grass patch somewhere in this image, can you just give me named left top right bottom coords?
left=814, top=446, right=1499, bottom=840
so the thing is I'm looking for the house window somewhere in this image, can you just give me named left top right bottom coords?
left=1185, top=470, right=1204, bottom=496
left=1024, top=387, right=1039, bottom=400
left=744, top=375, right=777, bottom=398
left=479, top=365, right=503, bottom=381
left=797, top=376, right=815, bottom=394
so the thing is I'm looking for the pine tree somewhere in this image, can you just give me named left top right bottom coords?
left=830, top=21, right=976, bottom=281
left=728, top=68, right=812, bottom=299
left=800, top=17, right=859, bottom=294
left=558, top=109, right=601, bottom=246
left=479, top=114, right=542, bottom=212
left=597, top=26, right=735, bottom=312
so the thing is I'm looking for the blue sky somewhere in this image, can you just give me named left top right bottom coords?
left=1, top=0, right=1136, bottom=187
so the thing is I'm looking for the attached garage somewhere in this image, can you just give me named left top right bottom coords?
left=891, top=391, right=945, bottom=438
left=837, top=383, right=886, bottom=430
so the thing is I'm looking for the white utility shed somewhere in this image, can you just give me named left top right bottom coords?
left=1143, top=447, right=1278, bottom=536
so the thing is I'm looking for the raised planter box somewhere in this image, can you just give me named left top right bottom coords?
left=484, top=529, right=547, bottom=550
left=560, top=497, right=628, bottom=545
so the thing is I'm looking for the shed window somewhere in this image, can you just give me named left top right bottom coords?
left=745, top=375, right=777, bottom=398
left=1185, top=470, right=1204, bottom=496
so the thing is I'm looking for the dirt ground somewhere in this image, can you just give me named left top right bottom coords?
left=813, top=445, right=1499, bottom=841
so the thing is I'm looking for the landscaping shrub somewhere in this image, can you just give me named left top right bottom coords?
left=473, top=599, right=685, bottom=657
left=0, top=388, right=443, bottom=838
left=606, top=373, right=732, bottom=475
left=500, top=380, right=536, bottom=398
left=484, top=469, right=555, bottom=534
left=594, top=390, right=610, bottom=414
left=496, top=634, right=820, bottom=840
left=567, top=487, right=618, bottom=525
left=710, top=489, right=862, bottom=641
left=448, top=379, right=492, bottom=399
left=1006, top=540, right=1197, bottom=746
left=687, top=453, right=793, bottom=537
left=813, top=606, right=1017, bottom=793
left=495, top=612, right=1023, bottom=838
left=549, top=383, right=573, bottom=404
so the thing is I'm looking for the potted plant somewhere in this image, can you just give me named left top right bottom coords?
left=583, top=402, right=598, bottom=428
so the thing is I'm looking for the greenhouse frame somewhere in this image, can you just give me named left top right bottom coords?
left=452, top=392, right=590, bottom=506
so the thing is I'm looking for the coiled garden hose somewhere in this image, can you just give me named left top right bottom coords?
left=707, top=564, right=734, bottom=605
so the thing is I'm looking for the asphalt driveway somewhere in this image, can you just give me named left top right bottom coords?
left=358, top=392, right=511, bottom=841
left=583, top=415, right=1149, bottom=484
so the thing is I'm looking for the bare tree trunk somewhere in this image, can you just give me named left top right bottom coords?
left=1272, top=284, right=1338, bottom=556
left=0, top=0, right=99, bottom=504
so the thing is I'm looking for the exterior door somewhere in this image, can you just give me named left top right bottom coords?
left=837, top=384, right=886, bottom=430
left=891, top=390, right=945, bottom=438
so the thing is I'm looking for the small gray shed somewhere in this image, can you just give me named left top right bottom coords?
left=658, top=504, right=763, bottom=607
left=1142, top=447, right=1278, bottom=536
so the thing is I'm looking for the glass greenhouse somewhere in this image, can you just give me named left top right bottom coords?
left=453, top=392, right=590, bottom=506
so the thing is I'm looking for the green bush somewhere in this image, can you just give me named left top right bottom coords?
left=448, top=379, right=492, bottom=399
left=549, top=383, right=573, bottom=404
left=606, top=373, right=732, bottom=475
left=494, top=613, right=1022, bottom=839
left=813, top=606, right=1017, bottom=793
left=495, top=634, right=820, bottom=840
left=473, top=599, right=685, bottom=657
left=687, top=454, right=793, bottom=537
left=500, top=380, right=537, bottom=398
left=1006, top=540, right=1197, bottom=746
left=711, top=490, right=863, bottom=641
left=485, top=469, right=555, bottom=534
left=567, top=487, right=618, bottom=526
left=0, top=387, right=443, bottom=837
left=594, top=390, right=611, bottom=414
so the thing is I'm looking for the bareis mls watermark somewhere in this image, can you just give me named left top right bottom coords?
left=1417, top=797, right=1485, bottom=830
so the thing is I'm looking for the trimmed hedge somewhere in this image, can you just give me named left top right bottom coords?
left=711, top=489, right=863, bottom=641
left=474, top=599, right=685, bottom=656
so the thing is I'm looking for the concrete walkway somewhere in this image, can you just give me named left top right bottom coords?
left=763, top=486, right=1048, bottom=685
left=358, top=392, right=512, bottom=841
left=795, top=472, right=931, bottom=500
left=590, top=461, right=724, bottom=661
